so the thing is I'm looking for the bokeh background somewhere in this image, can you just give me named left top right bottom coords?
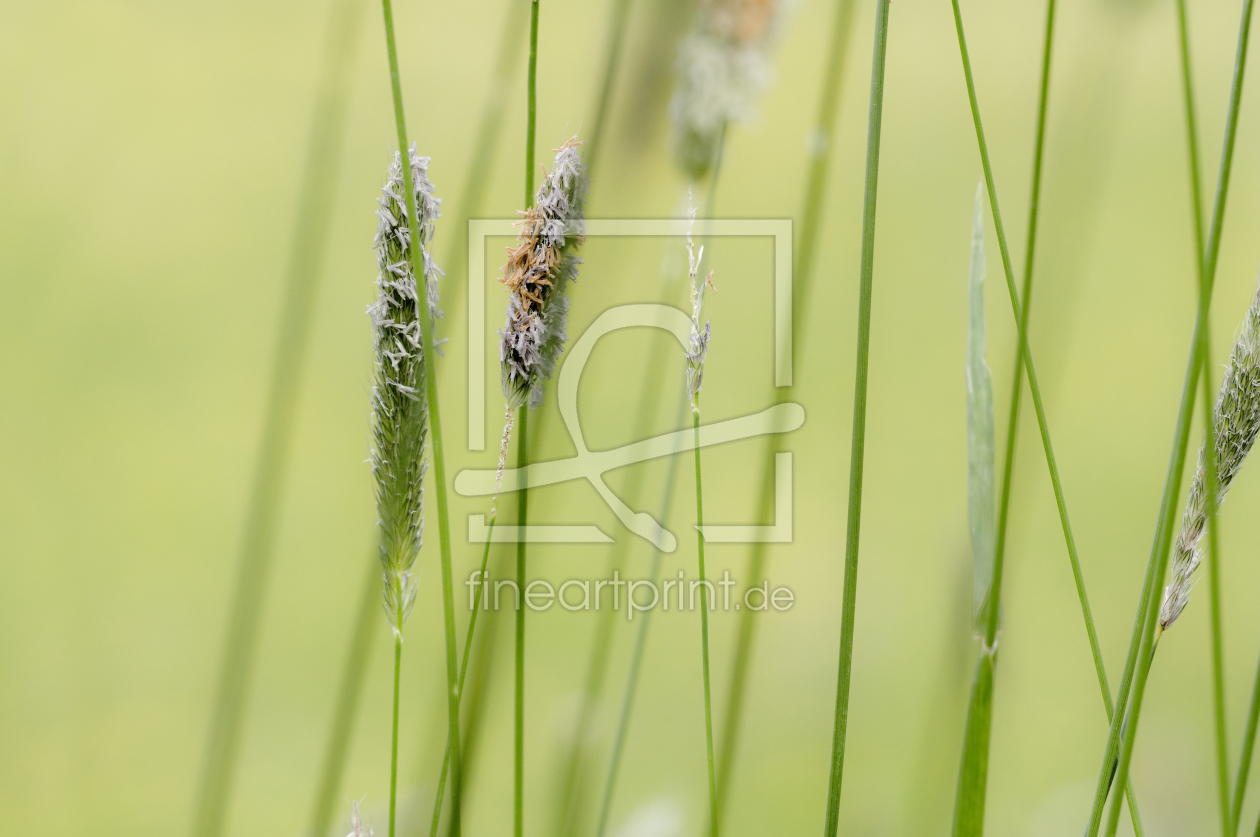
left=4, top=0, right=1260, bottom=834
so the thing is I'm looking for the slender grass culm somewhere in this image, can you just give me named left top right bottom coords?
left=714, top=0, right=856, bottom=817
left=368, top=145, right=443, bottom=837
left=498, top=135, right=589, bottom=837
left=1088, top=2, right=1255, bottom=833
left=821, top=1, right=891, bottom=833
left=375, top=2, right=465, bottom=834
left=681, top=206, right=720, bottom=837
left=515, top=6, right=540, bottom=834
left=189, top=2, right=365, bottom=835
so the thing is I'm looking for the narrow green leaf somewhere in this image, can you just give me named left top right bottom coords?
left=952, top=653, right=995, bottom=837
left=965, top=182, right=996, bottom=630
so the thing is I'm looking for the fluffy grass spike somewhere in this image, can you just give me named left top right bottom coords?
left=1160, top=280, right=1260, bottom=633
left=499, top=137, right=589, bottom=413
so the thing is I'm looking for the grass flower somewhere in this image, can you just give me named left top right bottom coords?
left=369, top=144, right=442, bottom=633
left=347, top=799, right=373, bottom=837
left=685, top=202, right=715, bottom=411
left=1159, top=280, right=1260, bottom=633
left=498, top=136, right=589, bottom=413
left=671, top=0, right=786, bottom=180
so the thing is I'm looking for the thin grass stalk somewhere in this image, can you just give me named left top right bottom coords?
left=388, top=634, right=403, bottom=837
left=514, top=408, right=529, bottom=837
left=1238, top=658, right=1260, bottom=828
left=947, top=0, right=1149, bottom=829
left=1097, top=3, right=1255, bottom=834
left=377, top=2, right=463, bottom=834
left=515, top=6, right=540, bottom=835
left=189, top=3, right=364, bottom=835
left=308, top=553, right=380, bottom=837
left=692, top=406, right=720, bottom=837
left=552, top=367, right=661, bottom=837
left=427, top=520, right=497, bottom=837
left=714, top=0, right=857, bottom=812
left=821, top=1, right=891, bottom=831
left=593, top=399, right=688, bottom=837
left=1172, top=4, right=1231, bottom=833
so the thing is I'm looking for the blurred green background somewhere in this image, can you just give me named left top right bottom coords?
left=4, top=0, right=1260, bottom=834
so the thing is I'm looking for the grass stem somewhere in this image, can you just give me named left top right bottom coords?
left=377, top=0, right=464, bottom=832
left=1097, top=3, right=1255, bottom=833
left=428, top=520, right=497, bottom=837
left=388, top=633, right=403, bottom=837
left=692, top=405, right=719, bottom=837
left=189, top=3, right=364, bottom=834
left=514, top=407, right=529, bottom=837
left=822, top=1, right=891, bottom=831
left=1174, top=2, right=1230, bottom=832
left=515, top=6, right=539, bottom=833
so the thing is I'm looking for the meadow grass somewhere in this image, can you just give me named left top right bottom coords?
left=822, top=1, right=891, bottom=831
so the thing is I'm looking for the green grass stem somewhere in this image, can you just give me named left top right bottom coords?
left=714, top=0, right=856, bottom=810
left=190, top=2, right=365, bottom=834
left=515, top=7, right=539, bottom=834
left=692, top=405, right=719, bottom=837
left=1235, top=656, right=1260, bottom=829
left=822, top=1, right=891, bottom=831
left=427, top=520, right=497, bottom=837
left=377, top=0, right=464, bottom=832
left=1098, top=3, right=1255, bottom=834
left=388, top=633, right=403, bottom=837
left=308, top=553, right=380, bottom=837
left=1174, top=1, right=1231, bottom=831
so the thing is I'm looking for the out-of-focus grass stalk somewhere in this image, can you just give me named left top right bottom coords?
left=692, top=404, right=719, bottom=837
left=592, top=403, right=686, bottom=837
left=190, top=2, right=365, bottom=835
left=714, top=0, right=856, bottom=813
left=377, top=1, right=464, bottom=835
left=1096, top=2, right=1255, bottom=833
left=515, top=6, right=540, bottom=836
left=946, top=0, right=1146, bottom=829
left=1173, top=2, right=1230, bottom=833
left=308, top=553, right=380, bottom=837
left=821, top=1, right=890, bottom=832
left=1236, top=657, right=1260, bottom=829
left=427, top=521, right=497, bottom=837
left=436, top=0, right=528, bottom=328
left=585, top=0, right=636, bottom=176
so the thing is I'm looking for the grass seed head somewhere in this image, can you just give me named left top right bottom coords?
left=684, top=196, right=714, bottom=410
left=671, top=0, right=785, bottom=180
left=499, top=137, right=588, bottom=412
left=369, top=144, right=442, bottom=633
left=1160, top=278, right=1260, bottom=632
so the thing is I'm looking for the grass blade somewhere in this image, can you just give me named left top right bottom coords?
left=190, top=2, right=365, bottom=834
left=965, top=182, right=995, bottom=632
left=821, top=0, right=892, bottom=830
left=951, top=182, right=995, bottom=837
